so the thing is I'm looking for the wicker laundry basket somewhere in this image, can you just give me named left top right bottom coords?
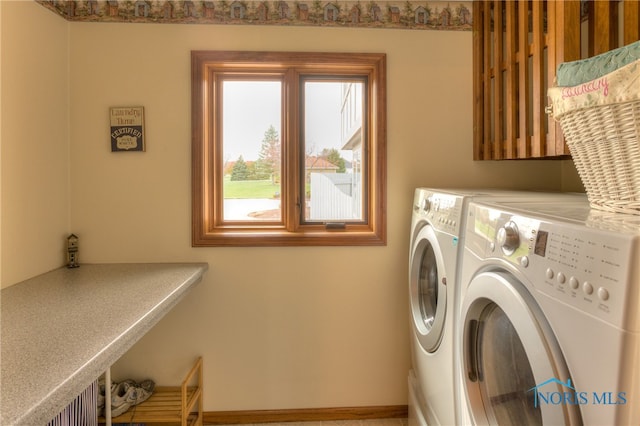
left=548, top=59, right=640, bottom=215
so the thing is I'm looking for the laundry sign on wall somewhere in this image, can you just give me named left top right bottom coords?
left=110, top=106, right=145, bottom=152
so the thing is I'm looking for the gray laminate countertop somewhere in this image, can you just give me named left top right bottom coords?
left=1, top=262, right=208, bottom=426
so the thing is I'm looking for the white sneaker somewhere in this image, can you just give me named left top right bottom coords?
left=135, top=379, right=155, bottom=403
left=110, top=379, right=155, bottom=417
left=111, top=381, right=137, bottom=417
left=96, top=379, right=117, bottom=417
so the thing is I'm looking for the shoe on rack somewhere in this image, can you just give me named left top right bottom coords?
left=110, top=379, right=155, bottom=417
left=134, top=379, right=155, bottom=404
left=111, top=381, right=137, bottom=417
left=97, top=381, right=104, bottom=417
left=96, top=378, right=117, bottom=417
left=130, top=379, right=155, bottom=406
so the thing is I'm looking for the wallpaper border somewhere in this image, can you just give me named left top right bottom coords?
left=36, top=0, right=473, bottom=31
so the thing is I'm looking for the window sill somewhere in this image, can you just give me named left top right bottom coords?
left=192, top=229, right=386, bottom=247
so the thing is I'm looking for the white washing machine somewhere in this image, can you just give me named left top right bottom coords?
left=455, top=197, right=640, bottom=425
left=409, top=188, right=466, bottom=426
left=408, top=189, right=584, bottom=426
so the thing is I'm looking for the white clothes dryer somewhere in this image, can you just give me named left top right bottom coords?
left=408, top=189, right=583, bottom=426
left=455, top=197, right=640, bottom=425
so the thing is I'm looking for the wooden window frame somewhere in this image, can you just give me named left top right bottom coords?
left=191, top=51, right=387, bottom=247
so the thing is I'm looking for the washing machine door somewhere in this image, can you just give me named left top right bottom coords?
left=409, top=225, right=447, bottom=353
left=459, top=271, right=582, bottom=426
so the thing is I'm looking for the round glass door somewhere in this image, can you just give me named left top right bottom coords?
left=474, top=303, right=541, bottom=425
left=460, top=271, right=582, bottom=425
left=409, top=225, right=447, bottom=353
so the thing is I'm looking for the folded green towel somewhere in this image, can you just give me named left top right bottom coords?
left=556, top=40, right=640, bottom=86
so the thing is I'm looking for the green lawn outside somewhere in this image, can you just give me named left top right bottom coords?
left=223, top=177, right=280, bottom=199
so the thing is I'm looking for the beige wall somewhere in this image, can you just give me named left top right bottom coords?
left=562, top=160, right=585, bottom=191
left=1, top=1, right=70, bottom=287
left=0, top=1, right=3, bottom=290
left=2, top=0, right=580, bottom=412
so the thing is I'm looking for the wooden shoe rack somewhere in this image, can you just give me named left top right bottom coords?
left=101, top=357, right=203, bottom=426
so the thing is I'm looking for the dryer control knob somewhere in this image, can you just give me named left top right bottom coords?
left=497, top=221, right=519, bottom=255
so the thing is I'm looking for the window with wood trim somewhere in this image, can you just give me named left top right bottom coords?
left=191, top=51, right=386, bottom=246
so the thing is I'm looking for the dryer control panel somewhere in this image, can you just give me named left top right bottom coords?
left=468, top=203, right=640, bottom=332
left=414, top=191, right=463, bottom=236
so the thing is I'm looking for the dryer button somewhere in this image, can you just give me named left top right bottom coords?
left=583, top=281, right=594, bottom=295
left=546, top=268, right=554, bottom=279
left=557, top=272, right=566, bottom=284
left=598, top=287, right=610, bottom=301
left=569, top=277, right=579, bottom=289
left=520, top=256, right=529, bottom=268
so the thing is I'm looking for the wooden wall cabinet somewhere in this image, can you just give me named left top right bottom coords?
left=473, top=0, right=640, bottom=160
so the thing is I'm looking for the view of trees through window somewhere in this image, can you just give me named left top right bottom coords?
left=222, top=80, right=282, bottom=221
left=222, top=79, right=363, bottom=222
left=228, top=125, right=281, bottom=183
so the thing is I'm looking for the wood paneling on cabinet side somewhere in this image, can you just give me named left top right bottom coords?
left=517, top=0, right=531, bottom=159
left=493, top=0, right=505, bottom=159
left=505, top=0, right=518, bottom=158
left=550, top=0, right=580, bottom=157
left=474, top=0, right=557, bottom=159
left=474, top=0, right=640, bottom=160
left=531, top=0, right=545, bottom=157
left=472, top=0, right=486, bottom=160
left=623, top=0, right=640, bottom=45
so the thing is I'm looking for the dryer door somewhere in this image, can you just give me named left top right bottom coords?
left=409, top=225, right=447, bottom=353
left=459, top=271, right=582, bottom=426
